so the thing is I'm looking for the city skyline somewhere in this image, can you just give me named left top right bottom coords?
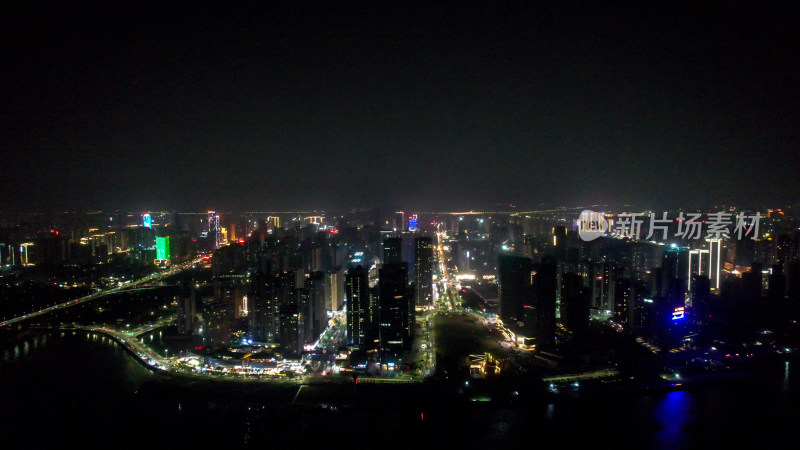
left=2, top=3, right=799, bottom=448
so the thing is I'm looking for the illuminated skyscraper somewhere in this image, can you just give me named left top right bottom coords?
left=346, top=266, right=369, bottom=347
left=155, top=236, right=170, bottom=261
left=249, top=270, right=279, bottom=343
left=208, top=211, right=220, bottom=249
left=378, top=262, right=409, bottom=368
left=204, top=301, right=233, bottom=350
left=414, top=236, right=433, bottom=308
left=394, top=211, right=407, bottom=231
left=279, top=304, right=303, bottom=357
left=591, top=263, right=619, bottom=311
left=688, top=248, right=709, bottom=292
left=408, top=214, right=418, bottom=232
left=707, top=238, right=722, bottom=290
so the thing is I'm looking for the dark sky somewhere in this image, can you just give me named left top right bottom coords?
left=2, top=3, right=799, bottom=212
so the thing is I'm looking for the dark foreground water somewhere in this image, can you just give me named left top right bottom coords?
left=1, top=331, right=798, bottom=449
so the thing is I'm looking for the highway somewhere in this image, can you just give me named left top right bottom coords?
left=67, top=316, right=176, bottom=371
left=0, top=256, right=204, bottom=328
left=434, top=230, right=458, bottom=310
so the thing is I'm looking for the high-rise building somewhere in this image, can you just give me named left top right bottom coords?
left=776, top=233, right=793, bottom=264
left=346, top=266, right=369, bottom=347
left=741, top=263, right=763, bottom=301
left=707, top=238, right=722, bottom=291
left=414, top=236, right=433, bottom=308
left=394, top=212, right=407, bottom=232
left=383, top=237, right=402, bottom=265
left=378, top=262, right=408, bottom=367
left=37, top=233, right=69, bottom=266
left=691, top=274, right=711, bottom=324
left=532, top=256, right=557, bottom=347
left=248, top=270, right=279, bottom=343
left=768, top=264, right=786, bottom=300
left=614, top=278, right=632, bottom=327
left=560, top=272, right=589, bottom=340
left=208, top=211, right=220, bottom=249
left=552, top=226, right=567, bottom=274
left=304, top=271, right=327, bottom=345
left=279, top=304, right=303, bottom=358
left=178, top=277, right=197, bottom=335
left=498, top=254, right=533, bottom=327
left=156, top=236, right=170, bottom=261
left=326, top=267, right=345, bottom=311
left=203, top=301, right=233, bottom=350
left=591, top=263, right=619, bottom=311
left=688, top=248, right=709, bottom=292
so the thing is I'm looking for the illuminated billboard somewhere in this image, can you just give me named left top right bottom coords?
left=408, top=214, right=418, bottom=232
left=156, top=236, right=170, bottom=261
left=142, top=214, right=152, bottom=228
left=671, top=306, right=685, bottom=321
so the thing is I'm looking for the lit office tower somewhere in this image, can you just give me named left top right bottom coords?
left=275, top=270, right=303, bottom=356
left=274, top=270, right=296, bottom=307
left=156, top=236, right=171, bottom=261
left=414, top=236, right=433, bottom=308
left=249, top=270, right=279, bottom=343
left=394, top=211, right=407, bottom=231
left=630, top=242, right=660, bottom=282
left=776, top=233, right=793, bottom=264
left=346, top=266, right=369, bottom=347
left=326, top=267, right=345, bottom=311
left=688, top=248, right=709, bottom=291
left=552, top=226, right=567, bottom=269
left=613, top=278, right=632, bottom=327
left=208, top=211, right=220, bottom=249
left=706, top=238, right=722, bottom=291
left=383, top=237, right=402, bottom=265
left=378, top=262, right=409, bottom=368
left=203, top=301, right=233, bottom=350
left=591, top=263, right=618, bottom=311
left=498, top=254, right=533, bottom=327
left=279, top=304, right=303, bottom=358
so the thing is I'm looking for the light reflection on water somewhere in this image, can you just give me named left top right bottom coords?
left=782, top=361, right=790, bottom=394
left=1, top=331, right=797, bottom=450
left=654, top=390, right=692, bottom=449
left=0, top=333, right=53, bottom=363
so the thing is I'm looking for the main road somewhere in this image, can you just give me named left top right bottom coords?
left=0, top=256, right=204, bottom=328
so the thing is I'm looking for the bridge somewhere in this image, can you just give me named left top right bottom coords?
left=65, top=316, right=176, bottom=371
left=0, top=256, right=203, bottom=328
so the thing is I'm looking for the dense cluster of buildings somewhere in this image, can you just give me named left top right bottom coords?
left=179, top=213, right=436, bottom=370
left=488, top=210, right=800, bottom=351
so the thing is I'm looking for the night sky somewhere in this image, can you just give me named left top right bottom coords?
left=2, top=3, right=799, bottom=212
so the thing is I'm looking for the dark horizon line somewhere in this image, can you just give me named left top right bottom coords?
left=1, top=202, right=797, bottom=217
